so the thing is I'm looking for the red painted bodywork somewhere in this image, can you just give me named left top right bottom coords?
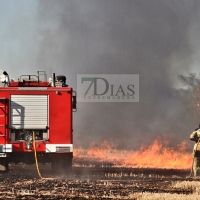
left=0, top=82, right=73, bottom=154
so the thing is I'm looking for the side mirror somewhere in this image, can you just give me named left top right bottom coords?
left=72, top=91, right=77, bottom=112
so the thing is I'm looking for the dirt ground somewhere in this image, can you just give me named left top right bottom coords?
left=0, top=161, right=198, bottom=200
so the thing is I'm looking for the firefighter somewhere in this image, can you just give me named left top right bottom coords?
left=190, top=124, right=200, bottom=176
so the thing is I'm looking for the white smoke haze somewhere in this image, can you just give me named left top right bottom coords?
left=1, top=0, right=200, bottom=150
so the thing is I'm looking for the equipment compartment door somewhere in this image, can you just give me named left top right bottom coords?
left=10, top=95, right=48, bottom=129
left=0, top=98, right=8, bottom=143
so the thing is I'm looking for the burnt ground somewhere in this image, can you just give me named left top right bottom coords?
left=0, top=162, right=196, bottom=200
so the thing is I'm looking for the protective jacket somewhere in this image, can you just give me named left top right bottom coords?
left=190, top=130, right=200, bottom=156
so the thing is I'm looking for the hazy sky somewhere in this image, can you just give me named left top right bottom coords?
left=1, top=0, right=200, bottom=150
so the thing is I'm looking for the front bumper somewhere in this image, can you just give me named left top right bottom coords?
left=0, top=143, right=73, bottom=155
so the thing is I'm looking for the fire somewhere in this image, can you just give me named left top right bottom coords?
left=74, top=139, right=192, bottom=169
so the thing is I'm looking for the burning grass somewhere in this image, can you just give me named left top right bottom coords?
left=74, top=139, right=192, bottom=169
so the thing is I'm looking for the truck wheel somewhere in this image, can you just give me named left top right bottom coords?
left=0, top=158, right=8, bottom=173
left=51, top=157, right=72, bottom=175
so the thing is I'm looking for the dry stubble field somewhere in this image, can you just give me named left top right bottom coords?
left=0, top=161, right=199, bottom=200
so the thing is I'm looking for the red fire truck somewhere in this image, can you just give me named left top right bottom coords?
left=0, top=71, right=76, bottom=173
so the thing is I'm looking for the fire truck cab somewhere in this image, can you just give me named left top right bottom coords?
left=0, top=71, right=76, bottom=174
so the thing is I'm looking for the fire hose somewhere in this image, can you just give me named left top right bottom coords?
left=33, top=131, right=42, bottom=179
left=189, top=138, right=200, bottom=178
left=32, top=132, right=54, bottom=180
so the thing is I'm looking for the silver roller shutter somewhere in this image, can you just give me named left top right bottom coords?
left=10, top=95, right=48, bottom=129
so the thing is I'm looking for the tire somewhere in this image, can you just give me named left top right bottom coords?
left=51, top=157, right=72, bottom=175
left=0, top=158, right=8, bottom=173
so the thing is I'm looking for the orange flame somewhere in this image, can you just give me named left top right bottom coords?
left=74, top=139, right=192, bottom=169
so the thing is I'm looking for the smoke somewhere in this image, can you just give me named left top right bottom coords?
left=12, top=0, right=200, bottom=149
